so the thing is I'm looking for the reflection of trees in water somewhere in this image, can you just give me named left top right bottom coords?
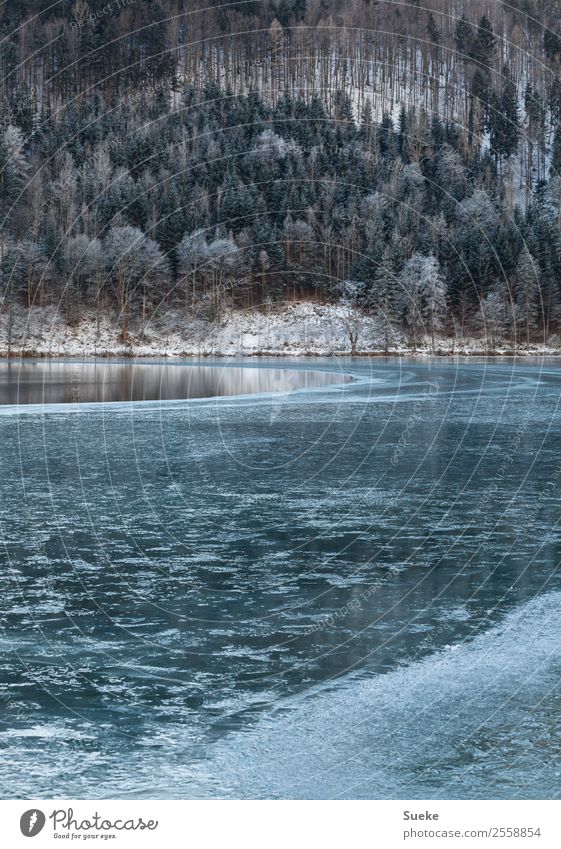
left=0, top=363, right=348, bottom=405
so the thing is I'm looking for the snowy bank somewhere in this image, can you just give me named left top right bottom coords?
left=0, top=303, right=560, bottom=358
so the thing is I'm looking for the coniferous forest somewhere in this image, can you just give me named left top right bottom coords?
left=2, top=1, right=561, bottom=349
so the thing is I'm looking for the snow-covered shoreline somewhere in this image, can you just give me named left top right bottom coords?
left=1, top=303, right=560, bottom=359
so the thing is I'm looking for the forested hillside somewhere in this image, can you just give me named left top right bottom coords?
left=2, top=1, right=561, bottom=349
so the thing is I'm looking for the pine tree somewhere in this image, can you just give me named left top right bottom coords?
left=487, top=66, right=520, bottom=176
left=551, top=125, right=561, bottom=178
left=471, top=15, right=496, bottom=69
left=397, top=104, right=409, bottom=162
left=514, top=246, right=539, bottom=345
left=370, top=255, right=398, bottom=353
left=155, top=187, right=185, bottom=280
left=454, top=16, right=474, bottom=57
left=0, top=136, right=17, bottom=218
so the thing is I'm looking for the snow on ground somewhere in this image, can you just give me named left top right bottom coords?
left=0, top=302, right=559, bottom=358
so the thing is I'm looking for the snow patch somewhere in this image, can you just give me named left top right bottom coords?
left=0, top=303, right=559, bottom=358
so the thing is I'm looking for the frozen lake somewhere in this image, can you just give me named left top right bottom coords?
left=1, top=357, right=561, bottom=799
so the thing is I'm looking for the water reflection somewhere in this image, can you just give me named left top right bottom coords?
left=0, top=361, right=350, bottom=405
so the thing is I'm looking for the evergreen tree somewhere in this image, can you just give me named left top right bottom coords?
left=471, top=15, right=496, bottom=69
left=454, top=16, right=474, bottom=57
left=489, top=66, right=520, bottom=170
left=370, top=255, right=399, bottom=353
left=514, top=246, right=540, bottom=345
left=551, top=125, right=561, bottom=178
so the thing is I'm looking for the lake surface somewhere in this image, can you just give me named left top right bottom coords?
left=1, top=357, right=561, bottom=799
left=0, top=360, right=350, bottom=405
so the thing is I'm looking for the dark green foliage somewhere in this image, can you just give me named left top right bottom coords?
left=471, top=15, right=497, bottom=69
left=551, top=125, right=561, bottom=176
left=544, top=28, right=561, bottom=61
left=489, top=66, right=520, bottom=166
left=454, top=16, right=474, bottom=57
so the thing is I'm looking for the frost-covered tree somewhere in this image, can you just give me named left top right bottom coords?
left=283, top=215, right=314, bottom=268
left=400, top=258, right=423, bottom=351
left=206, top=236, right=239, bottom=320
left=435, top=146, right=468, bottom=210
left=338, top=279, right=364, bottom=356
left=398, top=163, right=425, bottom=206
left=178, top=230, right=210, bottom=311
left=63, top=235, right=104, bottom=323
left=3, top=240, right=50, bottom=308
left=419, top=254, right=447, bottom=352
left=477, top=288, right=509, bottom=349
left=399, top=253, right=445, bottom=352
left=252, top=130, right=294, bottom=161
left=64, top=236, right=102, bottom=296
left=458, top=189, right=498, bottom=233
left=3, top=125, right=29, bottom=188
left=104, top=226, right=146, bottom=341
left=456, top=190, right=499, bottom=295
left=136, top=237, right=170, bottom=320
left=546, top=176, right=561, bottom=221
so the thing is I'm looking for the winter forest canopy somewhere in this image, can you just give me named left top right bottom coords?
left=2, top=1, right=561, bottom=347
